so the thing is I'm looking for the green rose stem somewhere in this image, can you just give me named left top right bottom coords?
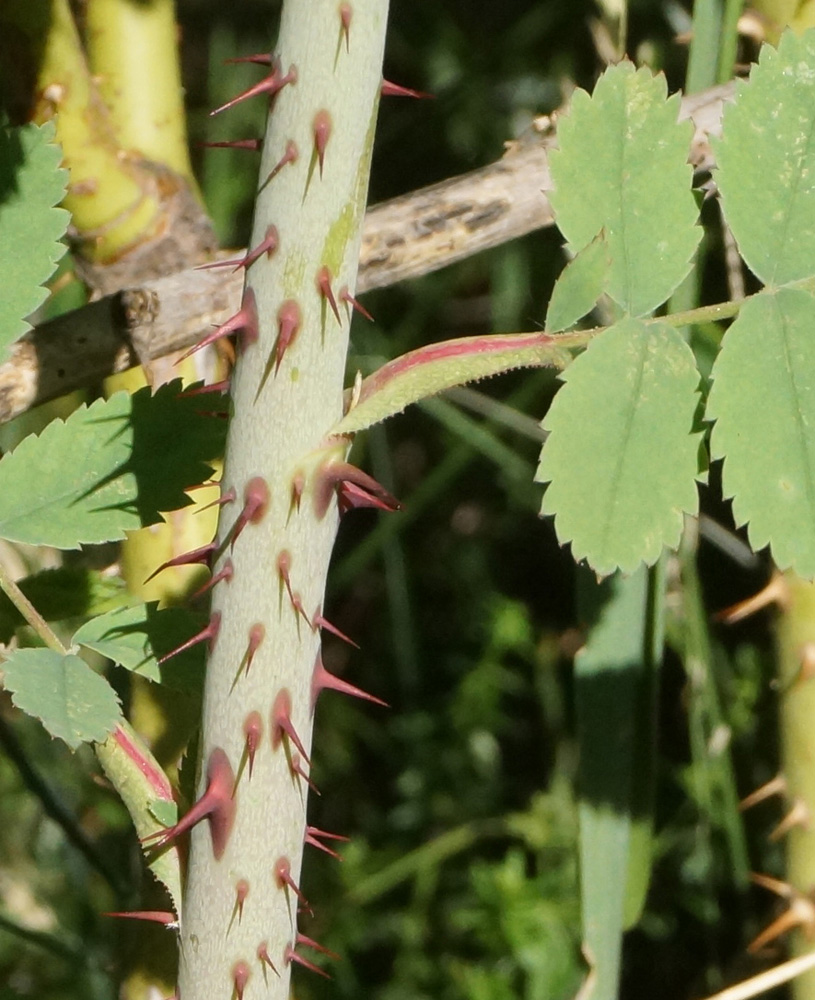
left=171, top=3, right=390, bottom=997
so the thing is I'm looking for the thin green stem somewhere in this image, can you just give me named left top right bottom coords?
left=687, top=0, right=724, bottom=94
left=0, top=561, right=66, bottom=655
left=718, top=0, right=743, bottom=83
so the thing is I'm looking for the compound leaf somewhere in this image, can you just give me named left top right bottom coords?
left=1, top=647, right=121, bottom=749
left=549, top=61, right=700, bottom=318
left=0, top=120, right=69, bottom=355
left=708, top=288, right=815, bottom=576
left=716, top=29, right=815, bottom=286
left=537, top=319, right=701, bottom=576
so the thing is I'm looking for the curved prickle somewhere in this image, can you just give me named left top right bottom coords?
left=177, top=288, right=259, bottom=362
left=271, top=689, right=310, bottom=762
left=210, top=64, right=297, bottom=117
left=142, top=748, right=235, bottom=860
left=311, top=652, right=388, bottom=711
left=157, top=613, right=221, bottom=665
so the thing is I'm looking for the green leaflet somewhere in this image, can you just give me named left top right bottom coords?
left=128, top=379, right=228, bottom=524
left=549, top=61, right=700, bottom=318
left=74, top=603, right=207, bottom=689
left=0, top=648, right=122, bottom=750
left=332, top=332, right=570, bottom=437
left=0, top=120, right=69, bottom=356
left=708, top=288, right=815, bottom=577
left=537, top=319, right=701, bottom=577
left=0, top=383, right=225, bottom=548
left=545, top=231, right=610, bottom=333
left=716, top=29, right=815, bottom=287
left=0, top=393, right=139, bottom=547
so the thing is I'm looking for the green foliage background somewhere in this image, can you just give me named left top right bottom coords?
left=0, top=2, right=795, bottom=1000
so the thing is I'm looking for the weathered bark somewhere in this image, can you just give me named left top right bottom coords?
left=0, top=82, right=733, bottom=425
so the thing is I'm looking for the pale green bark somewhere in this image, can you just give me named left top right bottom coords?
left=177, top=3, right=389, bottom=998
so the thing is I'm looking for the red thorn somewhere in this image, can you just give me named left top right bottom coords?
left=285, top=943, right=330, bottom=979
left=144, top=542, right=216, bottom=584
left=338, top=479, right=401, bottom=514
left=197, top=485, right=237, bottom=516
left=291, top=471, right=305, bottom=512
left=234, top=879, right=249, bottom=922
left=240, top=623, right=265, bottom=678
left=274, top=857, right=311, bottom=912
left=271, top=689, right=310, bottom=763
left=275, top=300, right=302, bottom=372
left=210, top=65, right=297, bottom=116
left=312, top=653, right=388, bottom=712
left=225, top=53, right=273, bottom=65
left=262, top=139, right=298, bottom=186
left=278, top=552, right=309, bottom=621
left=314, top=461, right=402, bottom=518
left=157, top=612, right=220, bottom=665
left=312, top=606, right=359, bottom=648
left=304, top=832, right=342, bottom=859
left=316, top=266, right=341, bottom=323
left=340, top=285, right=374, bottom=322
left=243, top=711, right=263, bottom=779
left=242, top=225, right=279, bottom=271
left=194, top=256, right=245, bottom=272
left=381, top=78, right=433, bottom=99
left=199, top=138, right=263, bottom=152
left=142, top=748, right=235, bottom=860
left=257, top=941, right=279, bottom=977
left=103, top=910, right=177, bottom=927
left=305, top=825, right=349, bottom=860
left=297, top=932, right=340, bottom=961
left=339, top=3, right=352, bottom=49
left=177, top=379, right=231, bottom=397
left=229, top=476, right=271, bottom=548
left=312, top=110, right=332, bottom=177
left=277, top=550, right=294, bottom=602
left=290, top=751, right=320, bottom=795
left=176, top=288, right=258, bottom=362
left=290, top=591, right=310, bottom=625
left=232, top=960, right=250, bottom=1000
left=189, top=559, right=233, bottom=601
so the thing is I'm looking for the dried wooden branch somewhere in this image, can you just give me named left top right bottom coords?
left=0, top=82, right=733, bottom=425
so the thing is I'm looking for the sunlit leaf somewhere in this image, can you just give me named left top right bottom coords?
left=549, top=61, right=700, bottom=317
left=716, top=29, right=815, bottom=286
left=537, top=319, right=701, bottom=576
left=708, top=288, right=815, bottom=576
left=1, top=647, right=121, bottom=750
left=0, top=120, right=69, bottom=355
left=0, top=384, right=224, bottom=549
left=73, top=602, right=207, bottom=689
